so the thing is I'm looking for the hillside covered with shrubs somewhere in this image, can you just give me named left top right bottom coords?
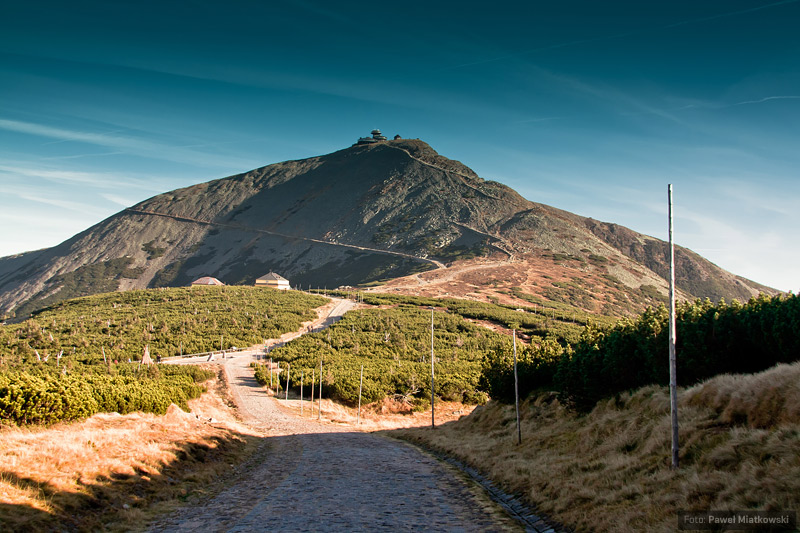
left=1, top=286, right=328, bottom=426
left=482, top=293, right=800, bottom=410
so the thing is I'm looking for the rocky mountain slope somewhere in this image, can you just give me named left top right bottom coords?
left=0, top=138, right=776, bottom=318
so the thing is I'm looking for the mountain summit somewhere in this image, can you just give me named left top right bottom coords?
left=0, top=137, right=775, bottom=318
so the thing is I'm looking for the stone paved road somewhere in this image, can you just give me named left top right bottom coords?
left=152, top=299, right=523, bottom=532
left=160, top=431, right=519, bottom=532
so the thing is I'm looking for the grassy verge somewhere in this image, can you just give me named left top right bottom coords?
left=0, top=368, right=261, bottom=532
left=393, top=362, right=800, bottom=532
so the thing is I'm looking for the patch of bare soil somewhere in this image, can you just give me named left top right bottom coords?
left=374, top=255, right=610, bottom=310
left=275, top=394, right=478, bottom=431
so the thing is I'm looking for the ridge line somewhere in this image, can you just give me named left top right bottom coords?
left=383, top=144, right=502, bottom=200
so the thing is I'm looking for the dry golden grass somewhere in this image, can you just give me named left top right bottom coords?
left=394, top=362, right=800, bottom=532
left=685, top=362, right=800, bottom=428
left=0, top=368, right=261, bottom=532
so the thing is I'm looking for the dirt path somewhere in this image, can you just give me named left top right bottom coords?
left=152, top=300, right=522, bottom=532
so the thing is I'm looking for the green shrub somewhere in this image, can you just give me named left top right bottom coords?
left=0, top=364, right=213, bottom=426
left=479, top=337, right=565, bottom=403
left=0, top=286, right=327, bottom=366
left=556, top=294, right=800, bottom=410
left=267, top=307, right=500, bottom=406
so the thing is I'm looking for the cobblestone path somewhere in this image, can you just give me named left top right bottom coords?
left=157, top=430, right=519, bottom=532
left=152, top=301, right=522, bottom=532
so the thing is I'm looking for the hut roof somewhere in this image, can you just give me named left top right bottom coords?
left=191, top=276, right=225, bottom=286
left=256, top=272, right=289, bottom=282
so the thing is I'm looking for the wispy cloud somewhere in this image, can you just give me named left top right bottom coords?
left=0, top=117, right=258, bottom=170
left=99, top=193, right=135, bottom=207
left=40, top=151, right=125, bottom=160
left=41, top=129, right=127, bottom=146
left=676, top=95, right=800, bottom=111
left=11, top=190, right=107, bottom=216
left=732, top=95, right=800, bottom=106
left=503, top=64, right=687, bottom=125
left=0, top=119, right=145, bottom=150
left=716, top=179, right=800, bottom=218
left=0, top=163, right=155, bottom=191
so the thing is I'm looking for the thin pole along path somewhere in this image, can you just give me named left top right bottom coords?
left=153, top=298, right=522, bottom=532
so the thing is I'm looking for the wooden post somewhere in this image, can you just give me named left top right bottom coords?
left=269, top=357, right=273, bottom=389
left=668, top=184, right=679, bottom=469
left=318, top=359, right=323, bottom=421
left=513, top=329, right=521, bottom=445
left=311, top=370, right=315, bottom=417
left=430, top=307, right=435, bottom=429
left=285, top=363, right=290, bottom=401
left=357, top=365, right=364, bottom=425
left=301, top=371, right=304, bottom=415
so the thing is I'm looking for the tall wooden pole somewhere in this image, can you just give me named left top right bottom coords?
left=285, top=363, right=290, bottom=401
left=668, top=184, right=679, bottom=469
left=318, top=359, right=322, bottom=421
left=513, top=329, right=521, bottom=445
left=357, top=365, right=363, bottom=425
left=300, top=371, right=304, bottom=415
left=430, top=307, right=435, bottom=429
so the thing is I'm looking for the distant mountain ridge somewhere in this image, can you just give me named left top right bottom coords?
left=0, top=138, right=776, bottom=318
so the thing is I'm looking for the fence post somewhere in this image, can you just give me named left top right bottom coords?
left=301, top=371, right=304, bottom=415
left=430, top=307, right=435, bottom=429
left=318, top=359, right=322, bottom=421
left=285, top=363, right=290, bottom=401
left=357, top=365, right=364, bottom=425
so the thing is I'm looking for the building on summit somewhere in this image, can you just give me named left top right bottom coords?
left=255, top=272, right=291, bottom=290
left=355, top=129, right=389, bottom=145
left=190, top=276, right=225, bottom=286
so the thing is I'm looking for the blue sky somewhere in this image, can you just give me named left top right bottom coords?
left=1, top=0, right=798, bottom=292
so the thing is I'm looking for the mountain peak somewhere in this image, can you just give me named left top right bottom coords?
left=0, top=139, right=778, bottom=318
